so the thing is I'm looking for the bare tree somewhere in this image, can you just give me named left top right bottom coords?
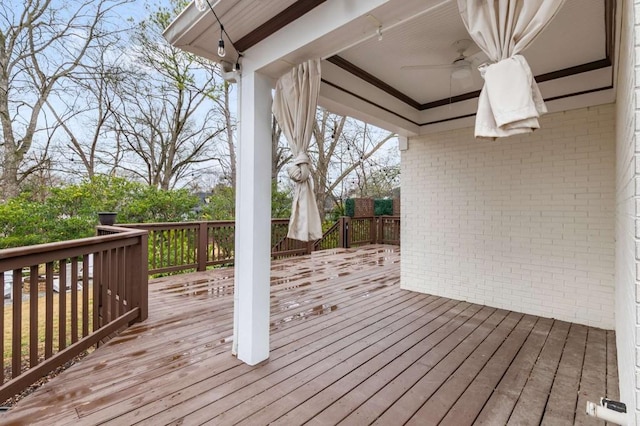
left=211, top=81, right=237, bottom=188
left=309, top=109, right=396, bottom=217
left=46, top=48, right=129, bottom=178
left=351, top=148, right=400, bottom=198
left=271, top=116, right=291, bottom=184
left=112, top=1, right=226, bottom=190
left=114, top=76, right=224, bottom=189
left=0, top=0, right=131, bottom=199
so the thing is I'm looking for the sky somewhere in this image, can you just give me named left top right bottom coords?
left=3, top=0, right=398, bottom=193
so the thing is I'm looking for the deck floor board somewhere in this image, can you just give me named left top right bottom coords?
left=473, top=317, right=553, bottom=425
left=0, top=245, right=617, bottom=426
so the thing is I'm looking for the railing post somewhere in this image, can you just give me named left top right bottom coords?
left=138, top=232, right=149, bottom=322
left=377, top=216, right=384, bottom=244
left=338, top=216, right=346, bottom=248
left=197, top=221, right=208, bottom=272
left=339, top=216, right=351, bottom=248
left=346, top=217, right=351, bottom=248
left=94, top=251, right=102, bottom=333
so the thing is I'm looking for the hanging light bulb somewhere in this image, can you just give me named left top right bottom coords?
left=217, top=25, right=226, bottom=57
left=194, top=0, right=208, bottom=12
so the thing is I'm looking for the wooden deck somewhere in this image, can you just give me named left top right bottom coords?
left=0, top=245, right=618, bottom=425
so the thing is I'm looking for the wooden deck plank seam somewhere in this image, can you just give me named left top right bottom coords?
left=89, top=291, right=439, bottom=423
left=331, top=309, right=511, bottom=426
left=531, top=320, right=572, bottom=426
left=73, top=270, right=402, bottom=374
left=428, top=315, right=539, bottom=424
left=127, top=297, right=455, bottom=424
left=302, top=305, right=499, bottom=426
left=573, top=326, right=593, bottom=426
left=405, top=315, right=534, bottom=424
left=369, top=311, right=526, bottom=425
left=476, top=317, right=555, bottom=425
left=260, top=302, right=482, bottom=426
left=28, top=280, right=416, bottom=420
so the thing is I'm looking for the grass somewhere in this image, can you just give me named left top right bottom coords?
left=2, top=287, right=94, bottom=380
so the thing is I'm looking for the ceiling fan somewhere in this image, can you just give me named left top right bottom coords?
left=401, top=39, right=485, bottom=89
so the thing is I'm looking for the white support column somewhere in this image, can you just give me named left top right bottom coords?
left=232, top=68, right=272, bottom=365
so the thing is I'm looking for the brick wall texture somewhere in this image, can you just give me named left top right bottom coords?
left=401, top=104, right=615, bottom=330
left=615, top=0, right=639, bottom=422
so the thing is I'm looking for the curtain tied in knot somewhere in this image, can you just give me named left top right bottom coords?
left=287, top=152, right=311, bottom=184
left=457, top=0, right=566, bottom=138
left=475, top=54, right=546, bottom=137
left=272, top=58, right=322, bottom=241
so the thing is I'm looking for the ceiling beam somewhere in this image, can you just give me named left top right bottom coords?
left=235, top=0, right=327, bottom=52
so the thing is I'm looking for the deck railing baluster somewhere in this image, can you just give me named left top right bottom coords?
left=174, top=229, right=178, bottom=266
left=104, top=249, right=112, bottom=324
left=45, top=262, right=54, bottom=359
left=72, top=257, right=79, bottom=342
left=198, top=223, right=207, bottom=271
left=179, top=228, right=184, bottom=267
left=92, top=251, right=101, bottom=335
left=81, top=256, right=89, bottom=338
left=116, top=247, right=124, bottom=318
left=59, top=260, right=67, bottom=351
left=0, top=273, right=4, bottom=384
left=11, top=270, right=21, bottom=379
left=137, top=232, right=148, bottom=321
left=29, top=266, right=38, bottom=368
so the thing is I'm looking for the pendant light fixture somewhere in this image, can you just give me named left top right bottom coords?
left=218, top=25, right=226, bottom=57
left=195, top=0, right=242, bottom=67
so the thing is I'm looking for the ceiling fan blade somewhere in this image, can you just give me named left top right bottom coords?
left=402, top=40, right=486, bottom=73
left=401, top=63, right=456, bottom=71
left=469, top=50, right=490, bottom=65
left=458, top=76, right=474, bottom=90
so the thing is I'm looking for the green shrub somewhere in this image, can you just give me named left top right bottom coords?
left=374, top=198, right=393, bottom=216
left=0, top=176, right=201, bottom=248
left=343, top=198, right=393, bottom=217
left=345, top=198, right=355, bottom=217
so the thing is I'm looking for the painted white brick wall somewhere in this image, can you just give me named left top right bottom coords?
left=616, top=0, right=640, bottom=423
left=401, top=104, right=615, bottom=330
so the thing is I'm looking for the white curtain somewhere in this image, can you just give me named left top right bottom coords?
left=273, top=59, right=323, bottom=241
left=457, top=0, right=566, bottom=138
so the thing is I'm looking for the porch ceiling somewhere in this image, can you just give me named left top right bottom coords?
left=165, top=0, right=615, bottom=135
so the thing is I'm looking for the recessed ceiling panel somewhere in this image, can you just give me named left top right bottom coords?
left=337, top=0, right=608, bottom=105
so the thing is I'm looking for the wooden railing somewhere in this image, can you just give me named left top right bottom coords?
left=345, top=216, right=401, bottom=247
left=122, top=220, right=313, bottom=275
left=349, top=217, right=376, bottom=247
left=0, top=226, right=148, bottom=403
left=0, top=216, right=399, bottom=402
left=377, top=216, right=401, bottom=245
left=314, top=220, right=342, bottom=251
left=121, top=222, right=221, bottom=274
left=271, top=219, right=312, bottom=258
left=120, top=216, right=401, bottom=275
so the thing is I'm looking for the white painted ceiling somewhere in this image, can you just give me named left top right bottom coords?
left=165, top=0, right=615, bottom=135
